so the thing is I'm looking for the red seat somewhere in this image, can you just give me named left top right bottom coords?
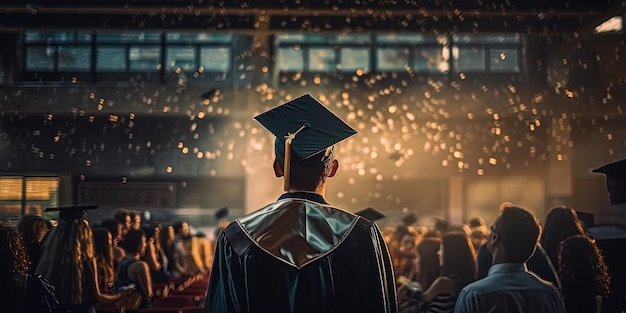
left=180, top=306, right=204, bottom=313
left=136, top=309, right=180, bottom=313
left=153, top=295, right=196, bottom=308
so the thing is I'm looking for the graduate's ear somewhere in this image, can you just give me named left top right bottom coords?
left=273, top=159, right=284, bottom=177
left=328, top=159, right=339, bottom=177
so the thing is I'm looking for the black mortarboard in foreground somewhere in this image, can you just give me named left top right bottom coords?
left=254, top=94, right=357, bottom=191
left=593, top=158, right=626, bottom=205
left=215, top=207, right=229, bottom=220
left=45, top=204, right=98, bottom=220
left=355, top=207, right=386, bottom=222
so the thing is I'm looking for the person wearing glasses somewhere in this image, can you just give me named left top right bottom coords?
left=454, top=205, right=564, bottom=313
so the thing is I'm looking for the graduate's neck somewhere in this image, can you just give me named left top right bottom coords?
left=288, top=183, right=326, bottom=196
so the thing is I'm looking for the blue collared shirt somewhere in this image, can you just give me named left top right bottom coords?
left=454, top=263, right=564, bottom=313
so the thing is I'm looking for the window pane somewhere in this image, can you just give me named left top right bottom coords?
left=57, top=46, right=92, bottom=71
left=0, top=177, right=23, bottom=225
left=25, top=31, right=75, bottom=43
left=77, top=31, right=94, bottom=43
left=167, top=47, right=196, bottom=71
left=166, top=32, right=233, bottom=44
left=25, top=46, right=55, bottom=71
left=276, top=47, right=303, bottom=72
left=377, top=48, right=409, bottom=71
left=25, top=177, right=60, bottom=216
left=97, top=46, right=127, bottom=71
left=200, top=47, right=231, bottom=71
left=98, top=31, right=162, bottom=43
left=453, top=33, right=520, bottom=44
left=129, top=46, right=161, bottom=71
left=453, top=46, right=485, bottom=72
left=489, top=48, right=520, bottom=73
left=414, top=47, right=449, bottom=73
left=340, top=48, right=369, bottom=72
left=309, top=48, right=335, bottom=71
left=335, top=34, right=371, bottom=44
left=376, top=33, right=440, bottom=44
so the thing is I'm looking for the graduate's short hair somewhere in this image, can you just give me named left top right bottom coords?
left=275, top=148, right=335, bottom=191
left=495, top=205, right=541, bottom=263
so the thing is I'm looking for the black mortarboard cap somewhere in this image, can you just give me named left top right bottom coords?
left=355, top=207, right=386, bottom=222
left=593, top=158, right=626, bottom=205
left=215, top=207, right=229, bottom=220
left=45, top=204, right=98, bottom=220
left=254, top=94, right=357, bottom=190
left=433, top=217, right=451, bottom=233
left=402, top=213, right=419, bottom=226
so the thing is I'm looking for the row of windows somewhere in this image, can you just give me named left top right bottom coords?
left=22, top=31, right=522, bottom=75
left=275, top=33, right=521, bottom=74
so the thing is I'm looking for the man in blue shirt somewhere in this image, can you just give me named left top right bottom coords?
left=454, top=205, right=564, bottom=313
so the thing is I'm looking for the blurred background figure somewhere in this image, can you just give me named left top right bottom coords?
left=92, top=227, right=116, bottom=295
left=559, top=235, right=610, bottom=313
left=0, top=224, right=30, bottom=312
left=419, top=232, right=476, bottom=313
left=18, top=214, right=51, bottom=274
left=540, top=206, right=587, bottom=268
left=37, top=205, right=123, bottom=313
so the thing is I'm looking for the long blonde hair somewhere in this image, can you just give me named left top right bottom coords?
left=37, top=218, right=95, bottom=307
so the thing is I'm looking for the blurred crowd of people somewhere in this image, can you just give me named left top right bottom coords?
left=0, top=202, right=618, bottom=313
left=385, top=204, right=611, bottom=313
left=0, top=207, right=215, bottom=313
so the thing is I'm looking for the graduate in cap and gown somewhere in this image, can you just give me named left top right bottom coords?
left=205, top=94, right=398, bottom=313
left=37, top=205, right=125, bottom=313
left=589, top=158, right=626, bottom=312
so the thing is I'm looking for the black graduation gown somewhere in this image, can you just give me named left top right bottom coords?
left=205, top=192, right=398, bottom=313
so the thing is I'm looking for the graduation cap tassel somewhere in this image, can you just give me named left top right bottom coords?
left=283, top=124, right=308, bottom=191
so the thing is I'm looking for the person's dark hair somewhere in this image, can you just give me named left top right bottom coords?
left=540, top=206, right=586, bottom=267
left=92, top=227, right=115, bottom=289
left=99, top=218, right=122, bottom=239
left=275, top=148, right=335, bottom=191
left=417, top=237, right=441, bottom=291
left=496, top=205, right=541, bottom=263
left=18, top=215, right=51, bottom=244
left=112, top=209, right=129, bottom=224
left=37, top=218, right=94, bottom=307
left=123, top=229, right=146, bottom=255
left=440, top=232, right=477, bottom=294
left=0, top=224, right=30, bottom=312
left=559, top=235, right=610, bottom=298
left=467, top=216, right=487, bottom=229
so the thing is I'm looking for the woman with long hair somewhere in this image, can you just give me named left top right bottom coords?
left=540, top=206, right=586, bottom=268
left=559, top=235, right=610, bottom=313
left=0, top=224, right=30, bottom=312
left=420, top=232, right=477, bottom=313
left=37, top=207, right=124, bottom=313
left=417, top=237, right=442, bottom=292
left=92, top=227, right=116, bottom=294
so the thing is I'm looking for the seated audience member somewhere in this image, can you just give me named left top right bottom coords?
left=128, top=210, right=142, bottom=231
left=18, top=214, right=51, bottom=273
left=455, top=205, right=564, bottom=313
left=393, top=227, right=420, bottom=282
left=116, top=229, right=153, bottom=312
left=113, top=209, right=132, bottom=236
left=37, top=205, right=124, bottom=312
left=99, top=218, right=126, bottom=266
left=0, top=224, right=29, bottom=312
left=540, top=206, right=587, bottom=269
left=141, top=223, right=172, bottom=283
left=173, top=221, right=208, bottom=276
left=93, top=227, right=116, bottom=294
left=161, top=224, right=185, bottom=278
left=419, top=232, right=476, bottom=313
left=559, top=235, right=610, bottom=313
left=416, top=237, right=442, bottom=292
